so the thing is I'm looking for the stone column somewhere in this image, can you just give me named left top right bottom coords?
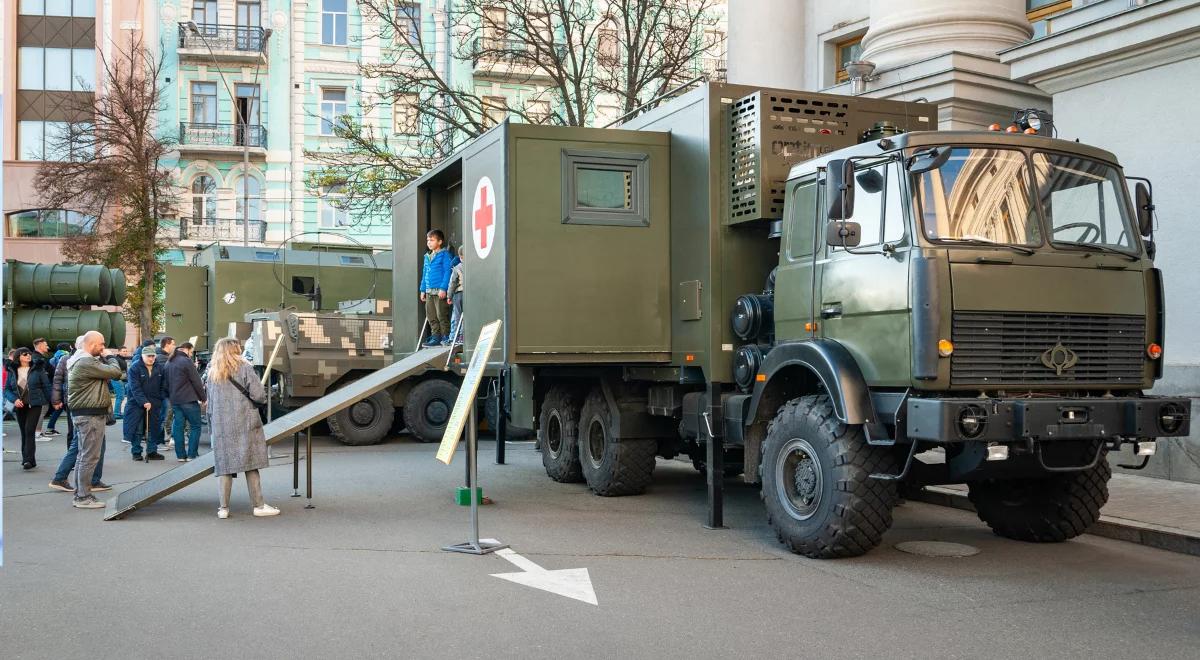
left=861, top=0, right=1032, bottom=71
left=727, top=0, right=806, bottom=90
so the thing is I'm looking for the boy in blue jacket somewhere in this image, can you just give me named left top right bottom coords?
left=419, top=229, right=459, bottom=346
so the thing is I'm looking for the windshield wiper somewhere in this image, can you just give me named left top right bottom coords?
left=934, top=237, right=1035, bottom=256
left=1050, top=240, right=1138, bottom=262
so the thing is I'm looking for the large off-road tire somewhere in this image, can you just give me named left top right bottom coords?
left=327, top=389, right=395, bottom=446
left=760, top=395, right=899, bottom=559
left=403, top=378, right=459, bottom=443
left=538, top=387, right=584, bottom=483
left=967, top=460, right=1110, bottom=542
left=578, top=388, right=656, bottom=496
left=486, top=393, right=534, bottom=440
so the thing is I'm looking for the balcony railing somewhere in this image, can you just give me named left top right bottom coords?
left=174, top=218, right=268, bottom=243
left=179, top=122, right=267, bottom=149
left=179, top=23, right=267, bottom=53
left=472, top=37, right=568, bottom=67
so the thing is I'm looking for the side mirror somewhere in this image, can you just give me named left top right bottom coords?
left=1135, top=182, right=1154, bottom=237
left=907, top=147, right=951, bottom=175
left=826, top=221, right=862, bottom=248
left=827, top=159, right=856, bottom=220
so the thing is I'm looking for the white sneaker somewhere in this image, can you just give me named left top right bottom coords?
left=217, top=507, right=229, bottom=519
left=121, top=438, right=131, bottom=444
left=35, top=433, right=50, bottom=442
left=177, top=457, right=189, bottom=463
left=253, top=504, right=280, bottom=517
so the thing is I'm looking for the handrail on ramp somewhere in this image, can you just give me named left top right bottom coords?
left=104, top=346, right=453, bottom=521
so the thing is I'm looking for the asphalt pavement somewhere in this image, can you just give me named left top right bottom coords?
left=2, top=426, right=1199, bottom=659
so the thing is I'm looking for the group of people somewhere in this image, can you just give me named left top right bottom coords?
left=4, top=332, right=279, bottom=517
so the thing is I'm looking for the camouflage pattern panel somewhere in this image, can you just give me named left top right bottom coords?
left=281, top=313, right=392, bottom=398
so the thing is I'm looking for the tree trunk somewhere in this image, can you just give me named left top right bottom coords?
left=140, top=259, right=156, bottom=340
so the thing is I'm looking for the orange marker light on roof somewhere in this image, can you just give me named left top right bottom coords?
left=1005, top=125, right=1020, bottom=133
left=1147, top=343, right=1163, bottom=359
left=988, top=123, right=1002, bottom=131
left=1024, top=127, right=1038, bottom=135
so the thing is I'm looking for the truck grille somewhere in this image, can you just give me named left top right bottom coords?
left=951, top=312, right=1145, bottom=386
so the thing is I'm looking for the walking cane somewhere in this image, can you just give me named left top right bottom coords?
left=143, top=406, right=150, bottom=462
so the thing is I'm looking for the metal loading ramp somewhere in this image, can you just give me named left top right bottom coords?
left=104, top=346, right=452, bottom=521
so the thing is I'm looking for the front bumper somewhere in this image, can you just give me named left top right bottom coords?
left=906, top=396, right=1191, bottom=443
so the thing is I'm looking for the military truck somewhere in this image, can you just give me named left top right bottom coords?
left=165, top=243, right=392, bottom=352
left=245, top=306, right=526, bottom=445
left=390, top=82, right=1191, bottom=558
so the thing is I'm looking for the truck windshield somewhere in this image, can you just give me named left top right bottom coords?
left=915, top=148, right=1042, bottom=246
left=1032, top=153, right=1136, bottom=253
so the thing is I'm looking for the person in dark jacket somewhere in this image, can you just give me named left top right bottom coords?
left=124, top=345, right=168, bottom=461
left=166, top=342, right=206, bottom=461
left=31, top=337, right=54, bottom=439
left=42, top=342, right=72, bottom=436
left=5, top=347, right=53, bottom=469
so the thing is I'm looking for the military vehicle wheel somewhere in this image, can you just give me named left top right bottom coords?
left=538, top=387, right=584, bottom=483
left=760, top=395, right=898, bottom=559
left=486, top=394, right=534, bottom=440
left=967, top=460, right=1110, bottom=542
left=578, top=388, right=655, bottom=496
left=403, top=378, right=459, bottom=443
left=327, top=390, right=394, bottom=446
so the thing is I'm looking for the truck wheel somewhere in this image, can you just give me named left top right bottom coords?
left=327, top=390, right=394, bottom=446
left=538, top=387, right=584, bottom=483
left=403, top=379, right=459, bottom=443
left=486, top=394, right=534, bottom=440
left=760, top=395, right=898, bottom=559
left=578, top=388, right=656, bottom=496
left=967, top=460, right=1110, bottom=542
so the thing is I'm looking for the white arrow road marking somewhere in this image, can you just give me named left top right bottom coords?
left=483, top=541, right=598, bottom=606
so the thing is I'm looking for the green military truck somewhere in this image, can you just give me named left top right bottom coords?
left=164, top=243, right=392, bottom=353
left=390, top=82, right=1191, bottom=558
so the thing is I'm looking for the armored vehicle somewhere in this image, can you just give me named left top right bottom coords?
left=391, top=82, right=1191, bottom=558
left=165, top=243, right=392, bottom=353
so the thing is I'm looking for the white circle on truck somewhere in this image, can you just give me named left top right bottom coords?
left=472, top=176, right=497, bottom=260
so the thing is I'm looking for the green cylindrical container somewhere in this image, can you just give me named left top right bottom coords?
left=108, top=312, right=127, bottom=348
left=5, top=262, right=113, bottom=306
left=109, top=268, right=127, bottom=306
left=6, top=309, right=113, bottom=348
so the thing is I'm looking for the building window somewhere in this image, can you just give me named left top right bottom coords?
left=19, top=0, right=95, bottom=17
left=17, top=121, right=72, bottom=161
left=482, top=6, right=506, bottom=46
left=191, top=175, right=218, bottom=224
left=237, top=0, right=261, bottom=27
left=233, top=175, right=263, bottom=223
left=322, top=0, right=348, bottom=46
left=835, top=36, right=864, bottom=83
left=192, top=0, right=217, bottom=26
left=525, top=99, right=550, bottom=124
left=394, top=93, right=418, bottom=134
left=597, top=27, right=618, bottom=64
left=320, top=185, right=351, bottom=228
left=191, top=82, right=218, bottom=123
left=6, top=209, right=96, bottom=237
left=560, top=149, right=650, bottom=227
left=483, top=95, right=507, bottom=126
left=320, top=88, right=348, bottom=135
left=396, top=1, right=420, bottom=42
left=1027, top=0, right=1072, bottom=39
left=18, top=47, right=95, bottom=92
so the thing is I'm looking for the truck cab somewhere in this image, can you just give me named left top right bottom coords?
left=744, top=129, right=1191, bottom=556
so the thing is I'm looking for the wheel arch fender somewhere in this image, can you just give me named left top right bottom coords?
left=747, top=340, right=878, bottom=427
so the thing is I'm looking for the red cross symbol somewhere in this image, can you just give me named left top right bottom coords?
left=474, top=186, right=494, bottom=250
left=472, top=177, right=496, bottom=259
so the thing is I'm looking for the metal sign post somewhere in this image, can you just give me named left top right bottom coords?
left=440, top=320, right=507, bottom=555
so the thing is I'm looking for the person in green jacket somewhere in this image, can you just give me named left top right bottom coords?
left=66, top=331, right=125, bottom=509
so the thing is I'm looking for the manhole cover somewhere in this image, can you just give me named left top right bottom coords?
left=895, top=541, right=980, bottom=558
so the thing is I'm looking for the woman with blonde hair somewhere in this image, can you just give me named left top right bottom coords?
left=205, top=337, right=279, bottom=519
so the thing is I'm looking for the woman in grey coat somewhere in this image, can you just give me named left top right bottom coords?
left=205, top=337, right=279, bottom=519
